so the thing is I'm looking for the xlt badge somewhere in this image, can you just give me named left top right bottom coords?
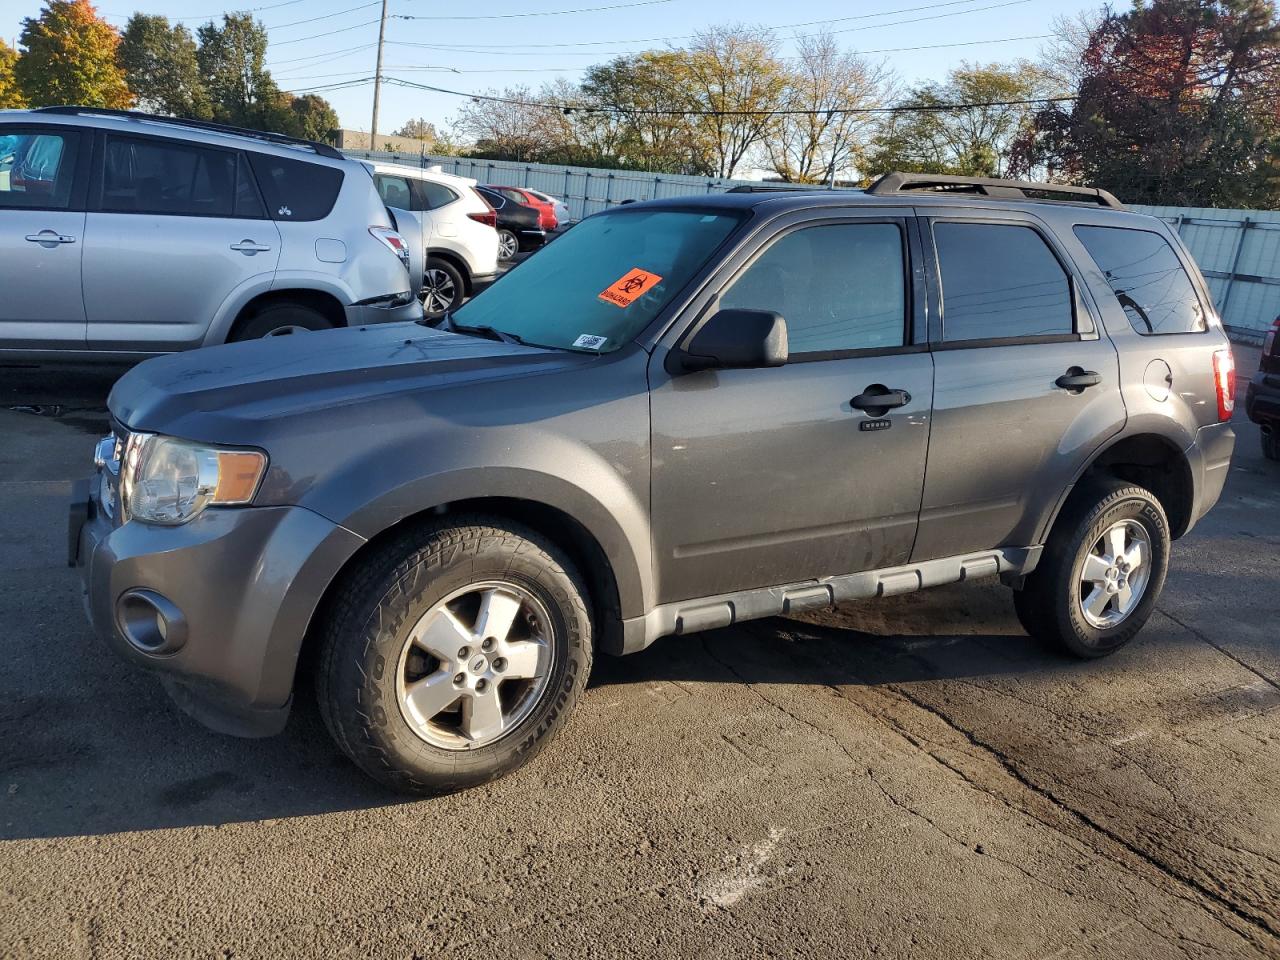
left=860, top=419, right=892, bottom=432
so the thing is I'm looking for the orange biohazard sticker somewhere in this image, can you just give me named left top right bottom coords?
left=598, top=268, right=663, bottom=308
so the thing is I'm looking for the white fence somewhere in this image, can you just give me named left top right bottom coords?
left=351, top=150, right=1279, bottom=340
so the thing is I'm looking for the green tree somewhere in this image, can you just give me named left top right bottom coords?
left=272, top=93, right=339, bottom=141
left=0, top=39, right=25, bottom=109
left=866, top=62, right=1054, bottom=178
left=118, top=14, right=210, bottom=118
left=196, top=13, right=277, bottom=127
left=14, top=0, right=131, bottom=108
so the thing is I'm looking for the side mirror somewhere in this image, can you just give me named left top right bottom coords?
left=675, top=308, right=789, bottom=374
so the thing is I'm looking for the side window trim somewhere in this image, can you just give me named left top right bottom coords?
left=691, top=215, right=922, bottom=363
left=89, top=131, right=264, bottom=220
left=923, top=214, right=1095, bottom=349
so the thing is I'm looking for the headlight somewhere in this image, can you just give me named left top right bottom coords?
left=120, top=434, right=267, bottom=525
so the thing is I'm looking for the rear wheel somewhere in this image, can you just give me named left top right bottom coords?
left=232, top=303, right=333, bottom=341
left=1262, top=425, right=1280, bottom=461
left=421, top=258, right=465, bottom=320
left=315, top=516, right=593, bottom=794
left=497, top=228, right=519, bottom=262
left=1013, top=481, right=1169, bottom=658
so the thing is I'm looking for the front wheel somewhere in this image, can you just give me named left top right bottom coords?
left=315, top=517, right=593, bottom=794
left=1014, top=481, right=1170, bottom=658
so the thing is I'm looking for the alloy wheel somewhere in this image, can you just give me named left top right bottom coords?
left=498, top=231, right=518, bottom=261
left=395, top=581, right=554, bottom=750
left=1078, top=519, right=1152, bottom=629
left=420, top=268, right=457, bottom=315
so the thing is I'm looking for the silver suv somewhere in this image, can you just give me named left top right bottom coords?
left=0, top=107, right=422, bottom=356
left=71, top=173, right=1236, bottom=795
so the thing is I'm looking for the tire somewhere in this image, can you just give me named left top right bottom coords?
left=1013, top=480, right=1170, bottom=659
left=421, top=257, right=465, bottom=320
left=315, top=516, right=593, bottom=794
left=497, top=228, right=519, bottom=262
left=1262, top=425, right=1280, bottom=462
left=232, top=303, right=333, bottom=341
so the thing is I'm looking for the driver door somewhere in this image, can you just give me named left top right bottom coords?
left=648, top=213, right=935, bottom=604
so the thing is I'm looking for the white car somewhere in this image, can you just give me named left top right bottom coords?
left=373, top=163, right=500, bottom=319
left=524, top=188, right=573, bottom=228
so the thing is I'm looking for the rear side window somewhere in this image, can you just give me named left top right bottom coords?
left=375, top=173, right=413, bottom=210
left=418, top=180, right=458, bottom=210
left=1074, top=225, right=1206, bottom=335
left=101, top=135, right=259, bottom=218
left=247, top=153, right=343, bottom=221
left=0, top=129, right=81, bottom=209
left=934, top=222, right=1074, bottom=342
left=721, top=222, right=907, bottom=355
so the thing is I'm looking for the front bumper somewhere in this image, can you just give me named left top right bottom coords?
left=1246, top=371, right=1280, bottom=425
left=71, top=482, right=364, bottom=737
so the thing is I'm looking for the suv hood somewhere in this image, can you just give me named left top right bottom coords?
left=110, top=322, right=595, bottom=440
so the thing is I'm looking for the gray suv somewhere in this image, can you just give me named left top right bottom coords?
left=70, top=173, right=1236, bottom=794
left=0, top=107, right=422, bottom=356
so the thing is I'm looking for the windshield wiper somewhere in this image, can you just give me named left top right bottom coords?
left=450, top=320, right=529, bottom=346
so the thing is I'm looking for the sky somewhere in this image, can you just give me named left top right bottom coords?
left=4, top=0, right=1093, bottom=138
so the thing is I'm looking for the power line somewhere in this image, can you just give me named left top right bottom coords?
left=387, top=0, right=1031, bottom=51
left=268, top=42, right=378, bottom=68
left=269, top=3, right=381, bottom=30
left=398, top=0, right=678, bottom=20
left=269, top=18, right=383, bottom=46
left=383, top=76, right=1076, bottom=117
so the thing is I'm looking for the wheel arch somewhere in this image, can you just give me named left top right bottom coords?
left=426, top=248, right=474, bottom=294
left=1041, top=431, right=1196, bottom=544
left=224, top=289, right=348, bottom=343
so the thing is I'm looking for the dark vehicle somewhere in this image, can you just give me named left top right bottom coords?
left=72, top=173, right=1235, bottom=795
left=1245, top=315, right=1280, bottom=460
left=476, top=185, right=546, bottom=262
left=484, top=184, right=558, bottom=231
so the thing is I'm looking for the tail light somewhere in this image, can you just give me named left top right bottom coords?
left=468, top=190, right=497, bottom=228
left=1212, top=348, right=1236, bottom=422
left=369, top=226, right=411, bottom=272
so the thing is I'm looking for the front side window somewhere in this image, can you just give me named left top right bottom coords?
left=451, top=208, right=742, bottom=352
left=247, top=153, right=343, bottom=221
left=935, top=222, right=1074, bottom=342
left=720, top=222, right=907, bottom=355
left=1074, top=225, right=1206, bottom=335
left=102, top=135, right=256, bottom=217
left=0, top=130, right=81, bottom=209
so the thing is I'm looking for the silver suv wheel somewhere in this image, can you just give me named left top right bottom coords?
left=1078, top=519, right=1152, bottom=629
left=395, top=581, right=553, bottom=750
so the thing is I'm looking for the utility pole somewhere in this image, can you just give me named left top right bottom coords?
left=370, top=0, right=389, bottom=150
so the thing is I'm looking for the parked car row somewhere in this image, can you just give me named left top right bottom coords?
left=0, top=107, right=426, bottom=357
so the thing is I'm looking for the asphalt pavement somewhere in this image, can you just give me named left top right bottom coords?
left=0, top=346, right=1276, bottom=959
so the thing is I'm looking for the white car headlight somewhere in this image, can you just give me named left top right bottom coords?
left=120, top=434, right=268, bottom=525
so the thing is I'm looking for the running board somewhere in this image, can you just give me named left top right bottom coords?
left=614, top=546, right=1042, bottom=655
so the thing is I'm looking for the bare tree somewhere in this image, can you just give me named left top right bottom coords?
left=768, top=31, right=893, bottom=183
left=451, top=86, right=560, bottom=161
left=682, top=24, right=788, bottom=178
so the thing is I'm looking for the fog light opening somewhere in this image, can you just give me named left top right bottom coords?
left=116, top=590, right=188, bottom=655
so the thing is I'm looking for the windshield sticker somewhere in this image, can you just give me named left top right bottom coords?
left=598, top=268, right=663, bottom=308
left=573, top=334, right=608, bottom=350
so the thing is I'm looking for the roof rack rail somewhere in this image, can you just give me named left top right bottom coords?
left=865, top=171, right=1124, bottom=210
left=726, top=183, right=839, bottom=193
left=32, top=106, right=345, bottom=160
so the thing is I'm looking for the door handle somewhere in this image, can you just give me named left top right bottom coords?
left=25, top=231, right=76, bottom=245
left=230, top=239, right=272, bottom=254
left=851, top=385, right=911, bottom=415
left=1055, top=367, right=1103, bottom=392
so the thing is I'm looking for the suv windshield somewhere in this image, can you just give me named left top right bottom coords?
left=451, top=208, right=744, bottom=352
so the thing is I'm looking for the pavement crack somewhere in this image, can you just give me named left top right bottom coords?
left=1159, top=606, right=1280, bottom=695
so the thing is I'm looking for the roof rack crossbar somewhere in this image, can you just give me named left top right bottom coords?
left=866, top=171, right=1124, bottom=209
left=32, top=106, right=345, bottom=160
left=726, top=183, right=840, bottom=193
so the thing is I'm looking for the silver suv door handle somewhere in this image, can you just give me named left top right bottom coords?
left=230, top=239, right=272, bottom=254
left=25, top=231, right=77, bottom=245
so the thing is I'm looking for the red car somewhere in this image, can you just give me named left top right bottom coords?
left=482, top=184, right=557, bottom=231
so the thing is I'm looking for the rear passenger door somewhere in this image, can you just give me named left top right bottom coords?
left=649, top=213, right=935, bottom=603
left=82, top=133, right=280, bottom=351
left=912, top=211, right=1125, bottom=562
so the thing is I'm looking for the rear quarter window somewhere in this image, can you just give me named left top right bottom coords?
left=248, top=153, right=344, bottom=221
left=1074, top=225, right=1206, bottom=335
